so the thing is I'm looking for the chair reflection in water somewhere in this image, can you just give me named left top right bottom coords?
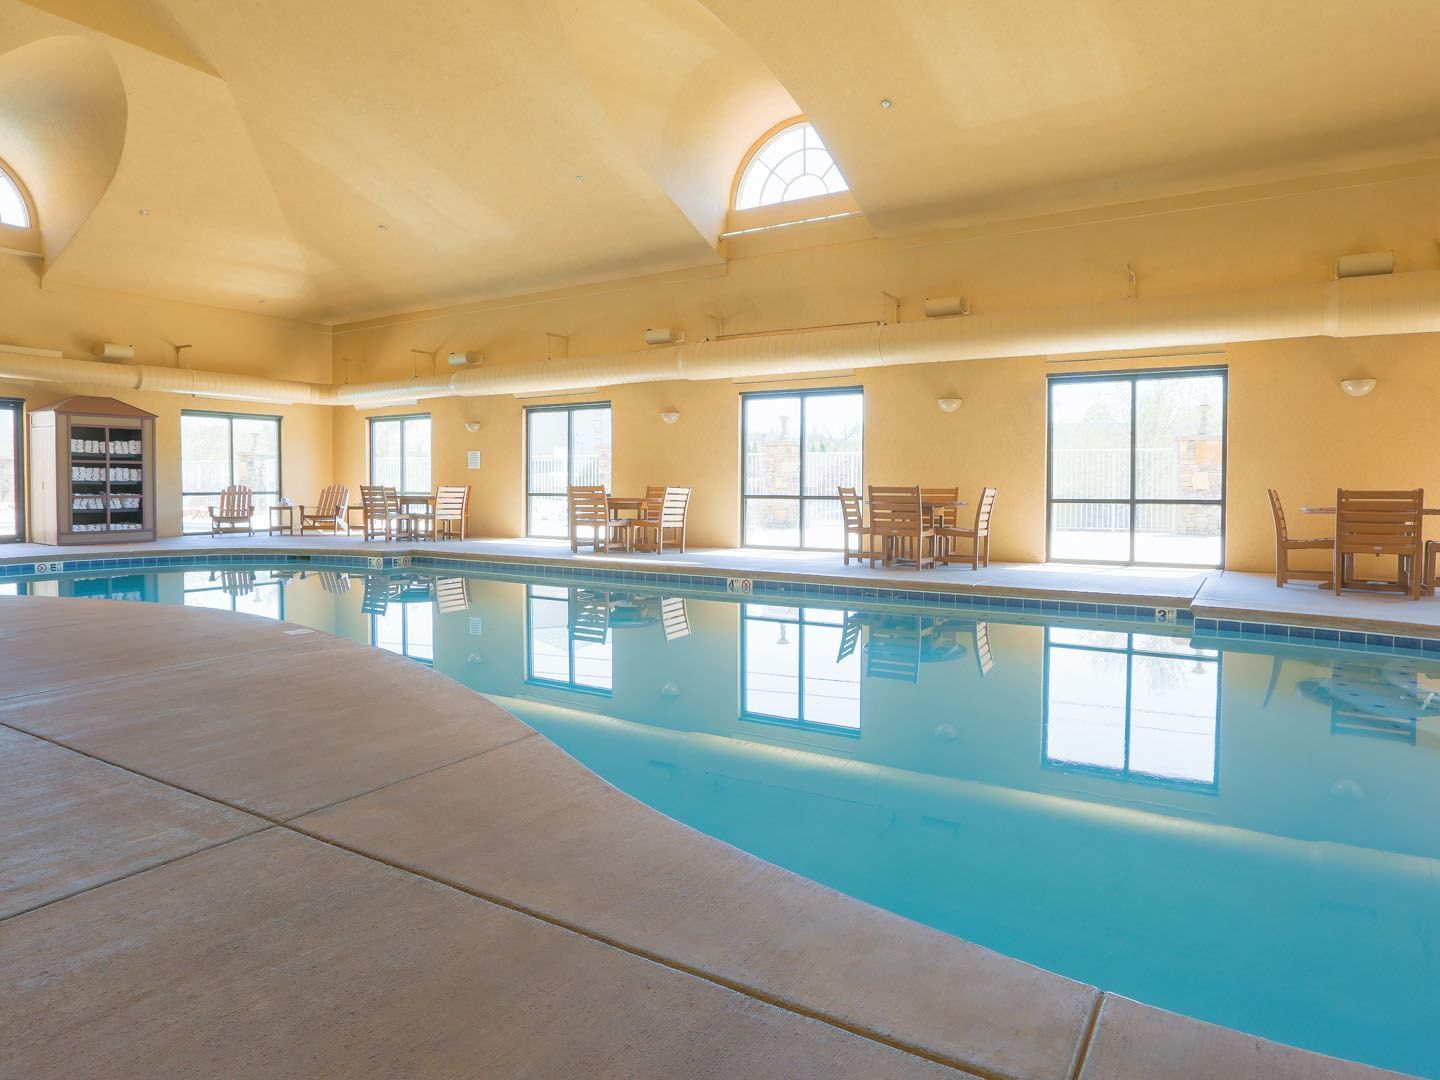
left=1297, top=659, right=1440, bottom=745
left=838, top=612, right=992, bottom=683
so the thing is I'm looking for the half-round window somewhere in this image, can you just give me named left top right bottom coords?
left=734, top=120, right=849, bottom=211
left=0, top=167, right=30, bottom=228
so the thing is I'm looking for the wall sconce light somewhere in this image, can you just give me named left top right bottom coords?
left=464, top=422, right=481, bottom=433
left=660, top=410, right=680, bottom=424
left=1339, top=378, right=1376, bottom=397
left=937, top=397, right=963, bottom=413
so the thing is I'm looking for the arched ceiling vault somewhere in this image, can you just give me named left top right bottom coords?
left=3, top=0, right=1440, bottom=326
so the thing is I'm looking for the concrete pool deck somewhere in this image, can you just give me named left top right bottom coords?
left=0, top=595, right=1409, bottom=1078
left=9, top=532, right=1440, bottom=637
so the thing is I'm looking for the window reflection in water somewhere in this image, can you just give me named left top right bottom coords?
left=372, top=601, right=434, bottom=665
left=743, top=605, right=861, bottom=731
left=1044, top=627, right=1220, bottom=787
left=526, top=585, right=614, bottom=695
left=183, top=569, right=283, bottom=621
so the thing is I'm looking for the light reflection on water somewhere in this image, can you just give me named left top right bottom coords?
left=7, top=565, right=1440, bottom=1077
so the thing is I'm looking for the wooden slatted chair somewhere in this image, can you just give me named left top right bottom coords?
left=208, top=485, right=254, bottom=537
left=973, top=623, right=993, bottom=677
left=298, top=485, right=349, bottom=535
left=318, top=571, right=351, bottom=594
left=642, top=485, right=667, bottom=519
left=922, top=486, right=961, bottom=560
left=839, top=486, right=880, bottom=567
left=431, top=486, right=470, bottom=541
left=1334, top=488, right=1424, bottom=599
left=1266, top=489, right=1332, bottom=587
left=360, top=485, right=393, bottom=540
left=935, top=487, right=997, bottom=570
left=630, top=486, right=692, bottom=555
left=868, top=486, right=934, bottom=569
left=568, top=485, right=627, bottom=552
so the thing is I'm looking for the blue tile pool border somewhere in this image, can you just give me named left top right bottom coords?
left=6, top=548, right=1440, bottom=657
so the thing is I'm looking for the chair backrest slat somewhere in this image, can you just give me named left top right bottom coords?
left=660, top=486, right=691, bottom=527
left=434, top=485, right=469, bottom=518
left=317, top=484, right=348, bottom=516
left=219, top=485, right=253, bottom=516
left=868, top=485, right=924, bottom=531
left=569, top=485, right=609, bottom=527
left=1267, top=488, right=1289, bottom=542
left=838, top=486, right=864, bottom=529
left=973, top=487, right=998, bottom=533
left=1336, top=488, right=1424, bottom=553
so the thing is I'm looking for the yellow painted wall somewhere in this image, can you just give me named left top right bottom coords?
left=329, top=170, right=1440, bottom=571
left=0, top=254, right=334, bottom=536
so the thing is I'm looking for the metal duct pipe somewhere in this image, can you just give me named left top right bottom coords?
left=3, top=270, right=1440, bottom=407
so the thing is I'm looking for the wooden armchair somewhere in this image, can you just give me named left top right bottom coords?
left=868, top=486, right=933, bottom=570
left=839, top=486, right=879, bottom=567
left=1266, top=489, right=1332, bottom=587
left=568, top=485, right=627, bottom=552
left=432, top=486, right=470, bottom=540
left=298, top=485, right=349, bottom=535
left=208, top=485, right=254, bottom=537
left=936, top=487, right=997, bottom=570
left=630, top=486, right=692, bottom=555
left=1334, top=488, right=1424, bottom=598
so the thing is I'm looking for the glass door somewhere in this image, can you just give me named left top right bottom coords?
left=1047, top=369, right=1226, bottom=567
left=742, top=388, right=863, bottom=548
left=0, top=399, right=21, bottom=542
left=525, top=404, right=612, bottom=538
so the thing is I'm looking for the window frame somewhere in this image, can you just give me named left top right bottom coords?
left=0, top=398, right=24, bottom=543
left=741, top=386, right=864, bottom=551
left=367, top=413, right=432, bottom=496
left=370, top=600, right=435, bottom=667
left=1045, top=366, right=1228, bottom=568
left=1040, top=627, right=1222, bottom=793
left=180, top=410, right=282, bottom=535
left=731, top=118, right=850, bottom=212
left=0, top=158, right=35, bottom=232
left=524, top=402, right=613, bottom=539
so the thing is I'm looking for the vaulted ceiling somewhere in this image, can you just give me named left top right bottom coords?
left=3, top=0, right=1438, bottom=324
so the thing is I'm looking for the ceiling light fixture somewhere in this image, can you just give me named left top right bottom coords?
left=880, top=98, right=892, bottom=110
left=575, top=175, right=584, bottom=183
left=377, top=224, right=388, bottom=232
left=138, top=208, right=150, bottom=216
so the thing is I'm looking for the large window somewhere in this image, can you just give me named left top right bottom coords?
left=741, top=604, right=861, bottom=732
left=1047, top=369, right=1226, bottom=566
left=1043, top=627, right=1220, bottom=789
left=743, top=388, right=862, bottom=549
left=735, top=120, right=849, bottom=210
left=526, top=404, right=612, bottom=538
left=0, top=166, right=29, bottom=228
left=525, top=585, right=613, bottom=694
left=1, top=399, right=21, bottom=542
left=181, top=412, right=281, bottom=534
left=369, top=414, right=431, bottom=494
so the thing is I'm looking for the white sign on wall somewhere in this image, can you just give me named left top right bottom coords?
left=467, top=451, right=482, bottom=469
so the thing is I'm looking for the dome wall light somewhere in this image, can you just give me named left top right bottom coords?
left=660, top=410, right=680, bottom=424
left=464, top=421, right=481, bottom=433
left=1340, top=378, right=1376, bottom=397
left=937, top=397, right=963, bottom=413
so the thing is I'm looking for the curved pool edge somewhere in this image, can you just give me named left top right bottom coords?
left=0, top=594, right=1412, bottom=1080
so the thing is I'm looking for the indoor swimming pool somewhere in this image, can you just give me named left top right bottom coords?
left=5, top=562, right=1438, bottom=1076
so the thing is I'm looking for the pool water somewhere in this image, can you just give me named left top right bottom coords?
left=6, top=564, right=1439, bottom=1077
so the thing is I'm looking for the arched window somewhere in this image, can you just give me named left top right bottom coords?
left=734, top=120, right=849, bottom=211
left=0, top=167, right=30, bottom=229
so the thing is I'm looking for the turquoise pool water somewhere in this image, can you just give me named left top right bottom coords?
left=6, top=563, right=1438, bottom=1077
